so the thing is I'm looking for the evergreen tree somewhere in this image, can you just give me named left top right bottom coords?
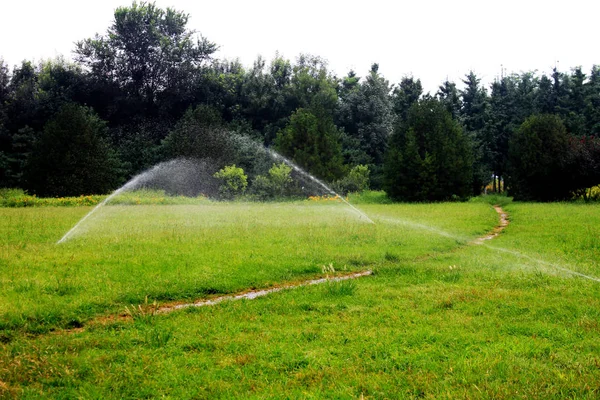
left=337, top=64, right=394, bottom=187
left=275, top=107, right=345, bottom=182
left=485, top=75, right=519, bottom=192
left=515, top=72, right=538, bottom=122
left=0, top=59, right=10, bottom=187
left=535, top=74, right=556, bottom=114
left=460, top=71, right=489, bottom=194
left=392, top=75, right=423, bottom=124
left=565, top=67, right=587, bottom=136
left=437, top=80, right=461, bottom=119
left=585, top=65, right=600, bottom=136
left=384, top=98, right=473, bottom=201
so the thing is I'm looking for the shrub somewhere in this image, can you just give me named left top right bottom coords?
left=334, top=164, right=370, bottom=195
left=213, top=165, right=248, bottom=199
left=250, top=163, right=294, bottom=200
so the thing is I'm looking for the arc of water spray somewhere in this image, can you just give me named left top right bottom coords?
left=57, top=144, right=374, bottom=244
left=57, top=161, right=171, bottom=244
left=265, top=150, right=375, bottom=224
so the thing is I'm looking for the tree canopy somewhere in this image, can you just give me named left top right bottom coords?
left=0, top=1, right=599, bottom=201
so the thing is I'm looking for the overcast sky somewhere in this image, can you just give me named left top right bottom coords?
left=2, top=0, right=599, bottom=93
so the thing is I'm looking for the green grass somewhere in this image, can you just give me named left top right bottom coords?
left=1, top=199, right=599, bottom=398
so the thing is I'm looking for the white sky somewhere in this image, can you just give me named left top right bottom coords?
left=1, top=0, right=599, bottom=93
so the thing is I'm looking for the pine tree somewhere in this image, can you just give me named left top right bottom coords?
left=460, top=71, right=489, bottom=194
left=384, top=98, right=473, bottom=201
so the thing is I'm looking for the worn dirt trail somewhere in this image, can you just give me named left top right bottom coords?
left=472, top=205, right=509, bottom=245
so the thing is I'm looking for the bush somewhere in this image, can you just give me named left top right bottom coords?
left=250, top=175, right=274, bottom=200
left=250, top=163, right=295, bottom=200
left=213, top=165, right=248, bottom=199
left=333, top=164, right=370, bottom=195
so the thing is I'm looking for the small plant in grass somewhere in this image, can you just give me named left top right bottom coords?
left=384, top=251, right=399, bottom=262
left=324, top=280, right=357, bottom=297
left=442, top=265, right=462, bottom=283
left=321, top=263, right=335, bottom=275
left=144, top=326, right=173, bottom=348
left=124, top=296, right=159, bottom=324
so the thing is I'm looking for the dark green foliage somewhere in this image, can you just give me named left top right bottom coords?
left=566, top=135, right=600, bottom=199
left=384, top=98, right=473, bottom=201
left=460, top=71, right=489, bottom=195
left=337, top=65, right=395, bottom=187
left=484, top=75, right=519, bottom=192
left=74, top=1, right=216, bottom=121
left=585, top=66, right=600, bottom=135
left=24, top=104, right=121, bottom=196
left=437, top=80, right=461, bottom=119
left=1, top=2, right=600, bottom=201
left=162, top=104, right=230, bottom=164
left=392, top=75, right=423, bottom=124
left=508, top=114, right=571, bottom=201
left=111, top=121, right=166, bottom=178
left=275, top=107, right=345, bottom=182
left=0, top=60, right=10, bottom=187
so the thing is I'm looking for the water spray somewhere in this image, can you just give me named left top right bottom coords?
left=57, top=135, right=375, bottom=243
left=264, top=149, right=375, bottom=224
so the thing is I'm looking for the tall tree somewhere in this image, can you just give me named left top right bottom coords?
left=384, top=98, right=473, bottom=201
left=0, top=59, right=10, bottom=187
left=1, top=61, right=42, bottom=187
left=508, top=114, right=571, bottom=201
left=75, top=1, right=217, bottom=121
left=392, top=75, right=423, bottom=126
left=460, top=71, right=489, bottom=194
left=535, top=74, right=556, bottom=114
left=485, top=75, right=519, bottom=192
left=585, top=65, right=600, bottom=136
left=275, top=107, right=345, bottom=182
left=337, top=64, right=394, bottom=187
left=437, top=80, right=461, bottom=119
left=239, top=55, right=294, bottom=144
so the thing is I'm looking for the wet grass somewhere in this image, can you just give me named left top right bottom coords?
left=1, top=200, right=599, bottom=398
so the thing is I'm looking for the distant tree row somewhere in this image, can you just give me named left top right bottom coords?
left=0, top=2, right=599, bottom=201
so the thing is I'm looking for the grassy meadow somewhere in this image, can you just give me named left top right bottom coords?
left=1, top=195, right=599, bottom=398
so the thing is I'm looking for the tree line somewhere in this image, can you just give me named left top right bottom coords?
left=0, top=2, right=599, bottom=201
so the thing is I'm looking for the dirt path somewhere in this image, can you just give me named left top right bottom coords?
left=471, top=205, right=509, bottom=245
